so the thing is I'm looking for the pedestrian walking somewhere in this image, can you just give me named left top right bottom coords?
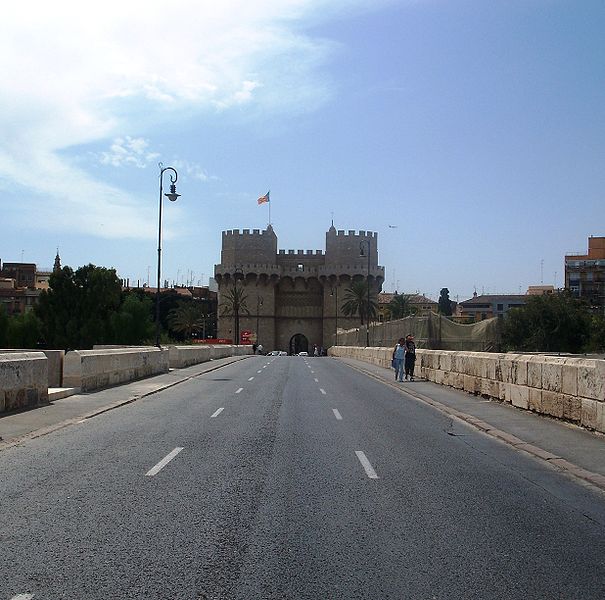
left=404, top=334, right=416, bottom=381
left=392, top=337, right=405, bottom=382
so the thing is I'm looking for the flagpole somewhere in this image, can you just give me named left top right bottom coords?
left=268, top=190, right=271, bottom=226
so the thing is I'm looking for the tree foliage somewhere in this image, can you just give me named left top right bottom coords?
left=388, top=294, right=414, bottom=320
left=219, top=286, right=250, bottom=318
left=0, top=304, right=8, bottom=347
left=438, top=288, right=453, bottom=316
left=501, top=292, right=591, bottom=353
left=168, top=300, right=209, bottom=340
left=341, top=280, right=377, bottom=325
left=36, top=264, right=124, bottom=349
left=110, top=293, right=154, bottom=345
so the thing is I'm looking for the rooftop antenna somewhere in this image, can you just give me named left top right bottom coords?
left=541, top=259, right=544, bottom=284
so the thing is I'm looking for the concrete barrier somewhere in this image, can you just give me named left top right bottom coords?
left=0, top=352, right=48, bottom=412
left=329, top=346, right=605, bottom=434
left=63, top=347, right=169, bottom=392
left=0, top=349, right=64, bottom=387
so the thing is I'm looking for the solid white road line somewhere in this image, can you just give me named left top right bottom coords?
left=320, top=388, right=327, bottom=395
left=11, top=595, right=34, bottom=600
left=355, top=451, right=379, bottom=479
left=248, top=376, right=254, bottom=381
left=145, top=447, right=184, bottom=477
left=211, top=407, right=224, bottom=418
left=235, top=387, right=243, bottom=394
left=332, top=408, right=343, bottom=420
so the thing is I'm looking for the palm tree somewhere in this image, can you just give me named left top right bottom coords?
left=341, top=280, right=377, bottom=325
left=388, top=293, right=413, bottom=320
left=167, top=301, right=208, bottom=339
left=219, top=286, right=250, bottom=341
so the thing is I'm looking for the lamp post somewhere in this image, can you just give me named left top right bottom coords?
left=233, top=267, right=243, bottom=345
left=155, top=164, right=180, bottom=347
left=330, top=284, right=339, bottom=346
left=360, top=240, right=371, bottom=348
left=256, top=295, right=263, bottom=349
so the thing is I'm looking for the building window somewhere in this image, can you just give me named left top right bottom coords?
left=497, top=304, right=503, bottom=311
left=297, top=264, right=304, bottom=272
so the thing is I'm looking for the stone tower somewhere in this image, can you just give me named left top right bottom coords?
left=214, top=225, right=384, bottom=353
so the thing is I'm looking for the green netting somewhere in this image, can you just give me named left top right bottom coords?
left=336, top=312, right=500, bottom=352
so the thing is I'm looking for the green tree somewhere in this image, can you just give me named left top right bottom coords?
left=0, top=304, right=8, bottom=347
left=501, top=292, right=591, bottom=353
left=168, top=300, right=208, bottom=340
left=7, top=310, right=42, bottom=348
left=220, top=286, right=250, bottom=342
left=110, top=293, right=154, bottom=345
left=36, top=264, right=122, bottom=349
left=438, top=288, right=453, bottom=316
left=341, top=280, right=377, bottom=326
left=388, top=294, right=413, bottom=320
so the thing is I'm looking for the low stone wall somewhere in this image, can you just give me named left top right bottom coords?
left=0, top=349, right=65, bottom=387
left=63, top=348, right=169, bottom=392
left=0, top=352, right=49, bottom=413
left=329, top=346, right=605, bottom=434
left=168, top=345, right=253, bottom=369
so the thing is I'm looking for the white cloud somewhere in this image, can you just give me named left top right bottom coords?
left=0, top=0, right=381, bottom=240
left=100, top=137, right=160, bottom=168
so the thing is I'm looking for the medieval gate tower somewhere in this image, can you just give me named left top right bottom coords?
left=214, top=225, right=385, bottom=353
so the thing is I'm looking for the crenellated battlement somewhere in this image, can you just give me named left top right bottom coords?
left=335, top=229, right=378, bottom=239
left=278, top=249, right=324, bottom=256
left=222, top=228, right=275, bottom=238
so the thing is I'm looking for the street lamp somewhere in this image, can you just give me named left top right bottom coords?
left=330, top=284, right=339, bottom=346
left=256, top=295, right=263, bottom=348
left=233, top=267, right=243, bottom=345
left=155, top=163, right=180, bottom=347
left=360, top=240, right=371, bottom=348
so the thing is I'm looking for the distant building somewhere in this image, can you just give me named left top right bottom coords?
left=527, top=285, right=555, bottom=295
left=458, top=293, right=528, bottom=321
left=565, top=236, right=605, bottom=310
left=378, top=292, right=438, bottom=320
left=214, top=225, right=385, bottom=353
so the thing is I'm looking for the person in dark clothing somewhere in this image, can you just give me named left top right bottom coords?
left=404, top=334, right=416, bottom=381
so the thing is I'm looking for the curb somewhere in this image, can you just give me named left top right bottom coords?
left=339, top=359, right=605, bottom=494
left=0, top=356, right=250, bottom=452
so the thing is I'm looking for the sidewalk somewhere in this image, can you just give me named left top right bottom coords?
left=0, top=356, right=250, bottom=450
left=337, top=356, right=605, bottom=491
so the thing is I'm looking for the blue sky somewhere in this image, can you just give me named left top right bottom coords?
left=1, top=0, right=603, bottom=302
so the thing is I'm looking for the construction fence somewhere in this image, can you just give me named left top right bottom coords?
left=336, top=312, right=501, bottom=352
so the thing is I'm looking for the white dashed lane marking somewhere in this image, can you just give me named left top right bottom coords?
left=314, top=378, right=319, bottom=382
left=235, top=387, right=243, bottom=394
left=11, top=595, right=34, bottom=600
left=257, top=370, right=262, bottom=374
left=210, top=408, right=224, bottom=418
left=146, top=448, right=184, bottom=477
left=248, top=377, right=254, bottom=381
left=320, top=388, right=327, bottom=395
left=332, top=408, right=343, bottom=420
left=355, top=451, right=379, bottom=479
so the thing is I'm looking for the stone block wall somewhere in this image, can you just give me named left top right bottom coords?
left=0, top=352, right=48, bottom=413
left=0, top=349, right=64, bottom=387
left=329, top=346, right=605, bottom=434
left=63, top=348, right=170, bottom=392
left=168, top=344, right=253, bottom=368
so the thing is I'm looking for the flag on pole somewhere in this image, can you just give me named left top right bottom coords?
left=257, top=190, right=270, bottom=205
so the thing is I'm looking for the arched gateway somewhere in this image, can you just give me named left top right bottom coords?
left=289, top=334, right=309, bottom=356
left=214, top=225, right=384, bottom=350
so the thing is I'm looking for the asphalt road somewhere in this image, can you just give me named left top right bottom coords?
left=2, top=356, right=605, bottom=600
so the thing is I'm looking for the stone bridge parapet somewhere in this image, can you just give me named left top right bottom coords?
left=329, top=346, right=605, bottom=434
